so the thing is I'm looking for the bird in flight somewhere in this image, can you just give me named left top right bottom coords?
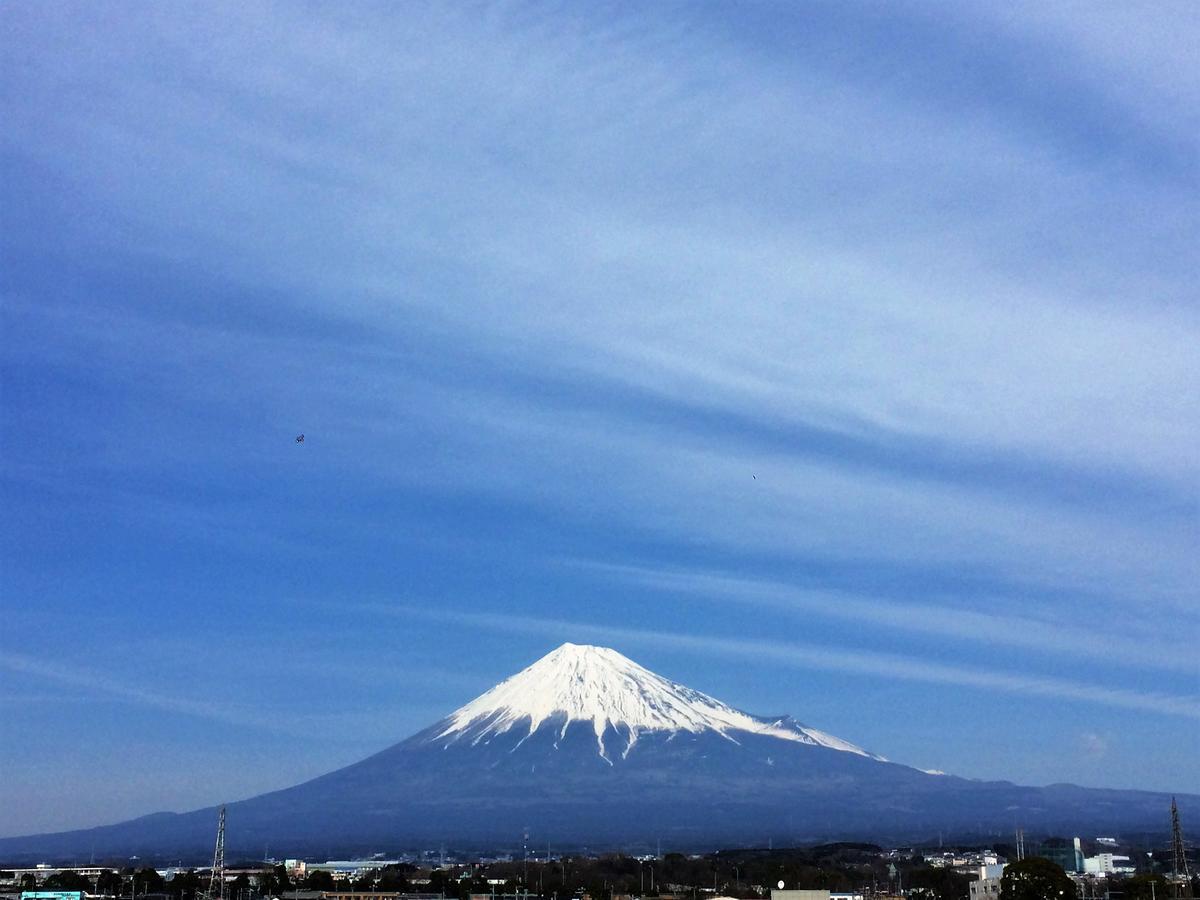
left=295, top=434, right=305, bottom=443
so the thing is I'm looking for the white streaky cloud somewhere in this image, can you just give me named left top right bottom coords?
left=3, top=1, right=1196, bottom=489
left=442, top=398, right=1197, bottom=606
left=974, top=1, right=1200, bottom=136
left=0, top=650, right=414, bottom=740
left=568, top=560, right=1198, bottom=674
left=363, top=604, right=1200, bottom=722
left=0, top=651, right=276, bottom=730
left=13, top=290, right=1194, bottom=615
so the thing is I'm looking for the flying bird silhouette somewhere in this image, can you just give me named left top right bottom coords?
left=295, top=434, right=305, bottom=443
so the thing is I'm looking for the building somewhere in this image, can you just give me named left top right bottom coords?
left=1038, top=838, right=1084, bottom=874
left=284, top=862, right=407, bottom=882
left=1083, top=855, right=1134, bottom=876
left=772, top=890, right=832, bottom=900
left=926, top=852, right=1002, bottom=871
left=968, top=863, right=1006, bottom=900
left=9, top=870, right=112, bottom=884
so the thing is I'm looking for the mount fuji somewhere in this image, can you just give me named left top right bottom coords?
left=430, top=643, right=884, bottom=763
left=2, top=643, right=1193, bottom=859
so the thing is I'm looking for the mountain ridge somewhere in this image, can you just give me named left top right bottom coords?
left=1, top=642, right=1194, bottom=860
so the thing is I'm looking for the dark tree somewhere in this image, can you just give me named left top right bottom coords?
left=428, top=869, right=458, bottom=897
left=167, top=869, right=201, bottom=900
left=135, top=867, right=166, bottom=894
left=1000, top=858, right=1077, bottom=900
left=303, top=872, right=335, bottom=891
left=350, top=871, right=382, bottom=894
left=97, top=871, right=125, bottom=895
left=259, top=865, right=292, bottom=897
left=908, top=866, right=970, bottom=900
left=228, top=873, right=251, bottom=900
left=376, top=865, right=413, bottom=892
left=1116, top=874, right=1168, bottom=900
left=44, top=872, right=94, bottom=891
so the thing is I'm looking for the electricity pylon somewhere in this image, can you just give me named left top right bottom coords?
left=1172, top=797, right=1191, bottom=898
left=207, top=805, right=226, bottom=900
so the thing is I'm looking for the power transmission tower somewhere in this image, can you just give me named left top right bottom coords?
left=208, top=806, right=226, bottom=900
left=1172, top=797, right=1191, bottom=897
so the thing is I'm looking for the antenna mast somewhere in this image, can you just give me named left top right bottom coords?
left=208, top=805, right=226, bottom=900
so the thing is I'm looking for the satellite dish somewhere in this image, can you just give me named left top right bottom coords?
left=777, top=882, right=785, bottom=890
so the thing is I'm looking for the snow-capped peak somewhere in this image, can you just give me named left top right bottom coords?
left=432, top=643, right=883, bottom=762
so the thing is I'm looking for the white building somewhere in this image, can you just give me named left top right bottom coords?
left=1083, top=855, right=1134, bottom=876
left=968, top=863, right=1006, bottom=900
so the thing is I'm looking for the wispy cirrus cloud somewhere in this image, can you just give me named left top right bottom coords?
left=0, top=650, right=439, bottom=741
left=565, top=559, right=1197, bottom=674
left=0, top=651, right=282, bottom=731
left=1, top=0, right=1197, bottom=830
left=340, top=602, right=1200, bottom=722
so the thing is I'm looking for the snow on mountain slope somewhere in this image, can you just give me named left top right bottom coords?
left=430, top=643, right=884, bottom=762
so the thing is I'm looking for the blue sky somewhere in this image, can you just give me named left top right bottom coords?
left=1, top=1, right=1198, bottom=838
